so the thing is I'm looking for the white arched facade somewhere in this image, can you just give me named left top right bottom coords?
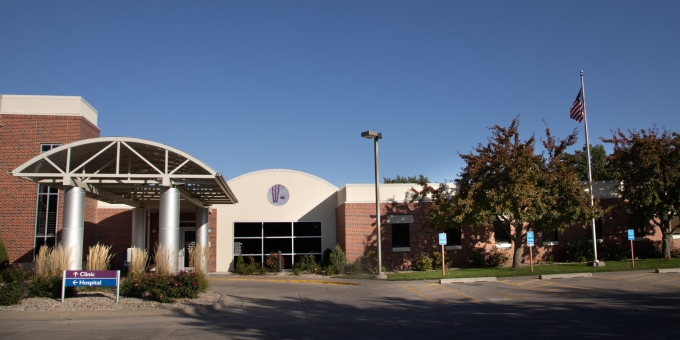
left=215, top=169, right=338, bottom=272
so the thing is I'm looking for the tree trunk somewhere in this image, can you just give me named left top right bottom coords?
left=662, top=220, right=672, bottom=260
left=512, top=224, right=523, bottom=268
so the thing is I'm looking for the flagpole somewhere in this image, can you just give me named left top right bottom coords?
left=581, top=70, right=600, bottom=265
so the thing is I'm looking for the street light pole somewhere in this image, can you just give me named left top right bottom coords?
left=361, top=131, right=386, bottom=279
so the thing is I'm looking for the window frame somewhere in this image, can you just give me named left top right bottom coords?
left=391, top=223, right=410, bottom=252
left=493, top=220, right=512, bottom=248
left=34, top=144, right=61, bottom=258
left=445, top=226, right=462, bottom=250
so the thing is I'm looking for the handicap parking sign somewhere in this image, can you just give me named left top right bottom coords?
left=527, top=231, right=534, bottom=247
left=627, top=229, right=635, bottom=241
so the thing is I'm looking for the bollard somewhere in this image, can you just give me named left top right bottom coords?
left=278, top=250, right=283, bottom=272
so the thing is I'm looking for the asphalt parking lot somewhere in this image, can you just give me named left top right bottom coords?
left=1, top=270, right=679, bottom=339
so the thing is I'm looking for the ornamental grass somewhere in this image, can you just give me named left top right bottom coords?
left=154, top=244, right=174, bottom=275
left=35, top=245, right=72, bottom=276
left=128, top=247, right=149, bottom=274
left=86, top=243, right=114, bottom=270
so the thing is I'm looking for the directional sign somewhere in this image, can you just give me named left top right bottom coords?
left=65, top=278, right=118, bottom=287
left=527, top=231, right=535, bottom=247
left=439, top=233, right=447, bottom=245
left=627, top=229, right=635, bottom=241
left=62, top=270, right=120, bottom=303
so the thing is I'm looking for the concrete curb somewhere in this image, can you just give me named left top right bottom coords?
left=655, top=268, right=680, bottom=273
left=539, top=273, right=592, bottom=280
left=440, top=277, right=497, bottom=284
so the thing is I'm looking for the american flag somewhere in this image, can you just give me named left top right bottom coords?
left=570, top=88, right=584, bottom=123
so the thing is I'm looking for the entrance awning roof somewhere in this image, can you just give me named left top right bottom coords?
left=12, top=137, right=238, bottom=208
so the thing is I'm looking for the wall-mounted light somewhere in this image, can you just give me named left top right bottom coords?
left=152, top=228, right=157, bottom=234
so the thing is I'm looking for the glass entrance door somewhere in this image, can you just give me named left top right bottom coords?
left=179, top=227, right=196, bottom=269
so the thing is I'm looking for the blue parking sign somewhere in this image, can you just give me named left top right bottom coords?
left=627, top=229, right=635, bottom=241
left=439, top=233, right=447, bottom=245
left=527, top=231, right=534, bottom=247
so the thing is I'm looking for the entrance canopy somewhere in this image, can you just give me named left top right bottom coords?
left=13, top=137, right=237, bottom=208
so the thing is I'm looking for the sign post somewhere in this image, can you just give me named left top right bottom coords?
left=627, top=229, right=635, bottom=268
left=62, top=270, right=120, bottom=303
left=526, top=231, right=534, bottom=273
left=438, top=233, right=447, bottom=276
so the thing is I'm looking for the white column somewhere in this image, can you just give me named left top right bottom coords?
left=131, top=208, right=146, bottom=249
left=61, top=186, right=85, bottom=270
left=195, top=207, right=209, bottom=272
left=159, top=187, right=180, bottom=273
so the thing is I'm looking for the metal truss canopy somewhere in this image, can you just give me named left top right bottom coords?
left=13, top=137, right=238, bottom=208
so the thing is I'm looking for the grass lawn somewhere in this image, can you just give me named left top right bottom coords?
left=346, top=258, right=680, bottom=281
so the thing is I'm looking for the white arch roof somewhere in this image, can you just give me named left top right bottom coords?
left=13, top=137, right=237, bottom=207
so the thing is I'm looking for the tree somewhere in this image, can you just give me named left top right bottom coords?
left=602, top=126, right=680, bottom=259
left=567, top=144, right=618, bottom=181
left=413, top=118, right=598, bottom=268
left=383, top=174, right=429, bottom=184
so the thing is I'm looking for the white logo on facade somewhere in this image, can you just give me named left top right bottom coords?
left=268, top=184, right=289, bottom=206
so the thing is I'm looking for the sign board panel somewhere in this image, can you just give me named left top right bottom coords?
left=627, top=229, right=635, bottom=241
left=65, top=278, right=118, bottom=287
left=63, top=270, right=120, bottom=303
left=439, top=233, right=447, bottom=245
left=527, top=231, right=534, bottom=247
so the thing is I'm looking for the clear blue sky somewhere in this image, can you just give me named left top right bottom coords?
left=2, top=1, right=678, bottom=187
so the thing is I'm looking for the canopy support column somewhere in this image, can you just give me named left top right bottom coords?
left=62, top=186, right=85, bottom=270
left=159, top=187, right=180, bottom=274
left=195, top=207, right=209, bottom=272
left=131, top=208, right=146, bottom=249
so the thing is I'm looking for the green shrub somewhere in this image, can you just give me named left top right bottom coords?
left=292, top=267, right=301, bottom=276
left=120, top=271, right=206, bottom=303
left=259, top=267, right=268, bottom=275
left=324, top=266, right=333, bottom=276
left=235, top=255, right=247, bottom=274
left=322, top=248, right=332, bottom=267
left=469, top=248, right=509, bottom=268
left=412, top=253, right=434, bottom=271
left=345, top=259, right=364, bottom=275
left=265, top=252, right=283, bottom=272
left=2, top=265, right=32, bottom=283
left=565, top=241, right=593, bottom=262
left=329, top=245, right=346, bottom=275
left=296, top=254, right=320, bottom=274
left=0, top=235, right=9, bottom=271
left=29, top=274, right=75, bottom=299
left=0, top=281, right=24, bottom=305
left=120, top=273, right=147, bottom=298
left=432, top=250, right=454, bottom=269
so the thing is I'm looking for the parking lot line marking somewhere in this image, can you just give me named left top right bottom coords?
left=653, top=276, right=680, bottom=285
left=515, top=280, right=539, bottom=286
left=435, top=284, right=481, bottom=303
left=533, top=282, right=557, bottom=288
left=626, top=275, right=657, bottom=283
left=402, top=285, right=437, bottom=302
left=609, top=272, right=650, bottom=280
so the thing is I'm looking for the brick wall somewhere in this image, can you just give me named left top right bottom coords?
left=0, top=114, right=100, bottom=263
left=338, top=198, right=679, bottom=270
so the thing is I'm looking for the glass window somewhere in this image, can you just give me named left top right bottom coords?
left=234, top=222, right=262, bottom=237
left=263, top=222, right=292, bottom=237
left=233, top=221, right=322, bottom=270
left=543, top=229, right=559, bottom=243
left=634, top=221, right=645, bottom=238
left=293, top=222, right=322, bottom=236
left=672, top=216, right=680, bottom=236
left=391, top=223, right=410, bottom=249
left=34, top=144, right=61, bottom=257
left=494, top=220, right=511, bottom=245
left=446, top=227, right=462, bottom=246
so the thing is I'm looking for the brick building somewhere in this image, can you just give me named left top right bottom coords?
left=1, top=94, right=678, bottom=273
